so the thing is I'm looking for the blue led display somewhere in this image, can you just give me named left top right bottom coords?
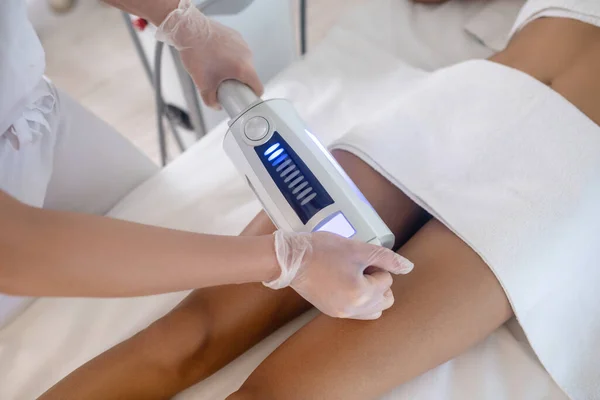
left=256, top=132, right=334, bottom=224
left=264, top=143, right=280, bottom=156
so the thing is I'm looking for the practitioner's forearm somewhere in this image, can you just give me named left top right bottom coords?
left=40, top=213, right=309, bottom=400
left=102, top=0, right=178, bottom=26
left=0, top=192, right=279, bottom=297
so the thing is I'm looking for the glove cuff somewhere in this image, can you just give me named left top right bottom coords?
left=263, top=231, right=312, bottom=290
left=155, top=0, right=210, bottom=51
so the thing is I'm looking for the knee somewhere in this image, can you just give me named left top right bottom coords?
left=142, top=296, right=213, bottom=381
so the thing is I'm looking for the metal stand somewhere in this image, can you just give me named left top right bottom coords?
left=169, top=46, right=207, bottom=141
left=154, top=41, right=187, bottom=165
left=300, top=0, right=307, bottom=55
left=123, top=12, right=186, bottom=166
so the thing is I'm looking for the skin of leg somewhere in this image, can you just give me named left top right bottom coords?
left=228, top=219, right=513, bottom=400
left=227, top=18, right=600, bottom=400
left=491, top=17, right=600, bottom=86
left=40, top=151, right=427, bottom=399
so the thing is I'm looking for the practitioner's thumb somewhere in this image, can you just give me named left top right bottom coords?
left=363, top=245, right=414, bottom=275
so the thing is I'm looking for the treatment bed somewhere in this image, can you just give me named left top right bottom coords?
left=0, top=1, right=569, bottom=398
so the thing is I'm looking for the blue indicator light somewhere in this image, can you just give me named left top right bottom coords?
left=264, top=143, right=280, bottom=156
left=272, top=154, right=288, bottom=166
left=276, top=159, right=292, bottom=172
left=268, top=148, right=284, bottom=161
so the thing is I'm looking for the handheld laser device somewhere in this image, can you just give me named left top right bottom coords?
left=218, top=80, right=394, bottom=248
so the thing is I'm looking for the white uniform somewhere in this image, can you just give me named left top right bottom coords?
left=0, top=0, right=158, bottom=328
left=0, top=0, right=50, bottom=207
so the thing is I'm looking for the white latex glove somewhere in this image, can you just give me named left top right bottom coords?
left=156, top=0, right=263, bottom=108
left=265, top=231, right=414, bottom=320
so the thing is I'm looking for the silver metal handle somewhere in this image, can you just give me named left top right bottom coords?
left=217, top=80, right=261, bottom=118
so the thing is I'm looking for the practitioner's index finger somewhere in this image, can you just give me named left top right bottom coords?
left=350, top=289, right=395, bottom=320
left=364, top=270, right=393, bottom=292
left=363, top=245, right=414, bottom=275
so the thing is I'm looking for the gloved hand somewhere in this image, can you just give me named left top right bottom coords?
left=264, top=231, right=414, bottom=320
left=156, top=0, right=264, bottom=109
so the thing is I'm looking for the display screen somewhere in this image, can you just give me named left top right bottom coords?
left=314, top=212, right=356, bottom=238
left=256, top=132, right=334, bottom=224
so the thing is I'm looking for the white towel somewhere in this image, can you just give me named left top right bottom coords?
left=331, top=59, right=600, bottom=400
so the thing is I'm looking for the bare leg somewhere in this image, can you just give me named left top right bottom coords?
left=226, top=17, right=600, bottom=400
left=228, top=219, right=511, bottom=400
left=41, top=151, right=427, bottom=399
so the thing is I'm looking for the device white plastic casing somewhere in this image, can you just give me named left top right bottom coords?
left=222, top=97, right=394, bottom=249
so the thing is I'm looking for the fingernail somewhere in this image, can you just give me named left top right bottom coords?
left=395, top=255, right=414, bottom=274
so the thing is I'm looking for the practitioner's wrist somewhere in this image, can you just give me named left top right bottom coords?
left=154, top=0, right=210, bottom=51
left=106, top=0, right=179, bottom=27
left=149, top=0, right=180, bottom=27
left=260, top=234, right=282, bottom=283
left=234, top=235, right=282, bottom=284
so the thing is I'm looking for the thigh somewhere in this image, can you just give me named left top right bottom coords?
left=168, top=150, right=428, bottom=385
left=230, top=219, right=511, bottom=400
left=331, top=150, right=429, bottom=246
left=43, top=87, right=158, bottom=215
